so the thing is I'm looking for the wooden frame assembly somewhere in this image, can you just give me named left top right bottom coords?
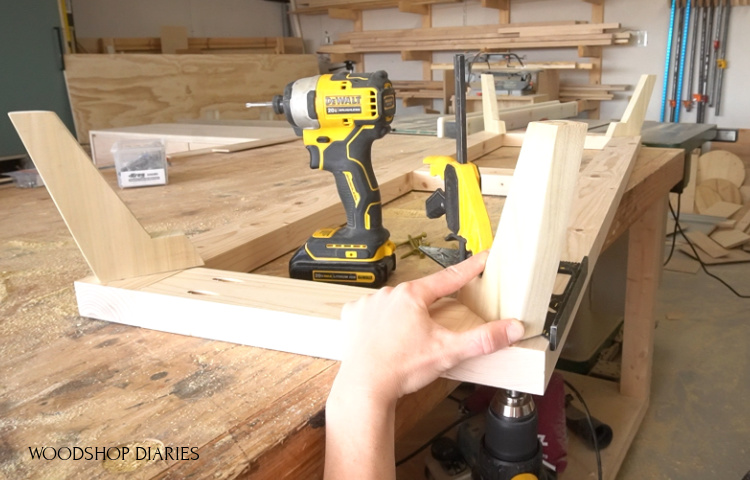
left=11, top=99, right=644, bottom=395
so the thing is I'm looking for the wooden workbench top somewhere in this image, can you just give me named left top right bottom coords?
left=0, top=133, right=682, bottom=479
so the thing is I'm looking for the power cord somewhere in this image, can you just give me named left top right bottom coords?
left=563, top=379, right=603, bottom=480
left=668, top=194, right=750, bottom=298
left=664, top=194, right=681, bottom=266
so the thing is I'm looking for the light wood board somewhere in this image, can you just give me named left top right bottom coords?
left=89, top=123, right=295, bottom=166
left=9, top=111, right=204, bottom=282
left=64, top=53, right=319, bottom=142
left=459, top=121, right=586, bottom=339
left=710, top=229, right=750, bottom=249
left=683, top=231, right=730, bottom=258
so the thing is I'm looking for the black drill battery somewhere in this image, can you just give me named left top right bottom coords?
left=288, top=246, right=395, bottom=288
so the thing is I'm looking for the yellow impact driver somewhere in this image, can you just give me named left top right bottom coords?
left=249, top=71, right=397, bottom=287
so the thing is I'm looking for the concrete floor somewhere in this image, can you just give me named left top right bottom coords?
left=618, top=260, right=750, bottom=479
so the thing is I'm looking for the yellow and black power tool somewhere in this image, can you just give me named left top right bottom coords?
left=249, top=71, right=397, bottom=287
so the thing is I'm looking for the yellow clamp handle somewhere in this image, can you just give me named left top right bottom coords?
left=424, top=155, right=494, bottom=256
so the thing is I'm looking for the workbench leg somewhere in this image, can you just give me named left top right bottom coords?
left=620, top=197, right=667, bottom=400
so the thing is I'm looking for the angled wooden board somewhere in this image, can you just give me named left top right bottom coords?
left=459, top=120, right=586, bottom=339
left=9, top=111, right=204, bottom=282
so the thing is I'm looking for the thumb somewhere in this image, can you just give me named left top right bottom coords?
left=444, top=319, right=525, bottom=366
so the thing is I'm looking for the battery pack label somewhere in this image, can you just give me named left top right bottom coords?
left=313, top=270, right=375, bottom=283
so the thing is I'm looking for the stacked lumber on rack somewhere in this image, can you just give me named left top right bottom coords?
left=76, top=37, right=304, bottom=54
left=559, top=83, right=628, bottom=101
left=432, top=61, right=595, bottom=71
left=292, top=0, right=460, bottom=15
left=391, top=80, right=453, bottom=108
left=318, top=21, right=630, bottom=54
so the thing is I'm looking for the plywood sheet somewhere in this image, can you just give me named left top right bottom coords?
left=89, top=122, right=294, bottom=166
left=64, top=54, right=320, bottom=142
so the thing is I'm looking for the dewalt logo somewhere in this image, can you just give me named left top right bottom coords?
left=325, top=96, right=362, bottom=106
left=325, top=95, right=363, bottom=115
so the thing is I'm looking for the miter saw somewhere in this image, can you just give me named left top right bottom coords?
left=466, top=52, right=542, bottom=96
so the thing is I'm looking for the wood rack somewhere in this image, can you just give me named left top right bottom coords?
left=76, top=36, right=304, bottom=55
left=318, top=22, right=629, bottom=55
left=306, top=0, right=626, bottom=118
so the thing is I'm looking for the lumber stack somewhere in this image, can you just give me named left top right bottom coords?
left=292, top=0, right=461, bottom=15
left=559, top=83, right=628, bottom=101
left=76, top=37, right=304, bottom=54
left=318, top=21, right=630, bottom=55
left=432, top=61, right=595, bottom=71
left=392, top=80, right=444, bottom=100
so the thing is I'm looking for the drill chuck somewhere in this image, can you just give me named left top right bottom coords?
left=485, top=391, right=538, bottom=462
left=475, top=389, right=545, bottom=480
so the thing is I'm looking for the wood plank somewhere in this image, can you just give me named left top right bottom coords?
left=734, top=209, right=750, bottom=233
left=683, top=231, right=730, bottom=258
left=64, top=53, right=319, bottom=142
left=432, top=61, right=594, bottom=70
left=709, top=229, right=750, bottom=249
left=160, top=26, right=188, bottom=53
left=459, top=121, right=586, bottom=339
left=605, top=74, right=656, bottom=138
left=211, top=135, right=299, bottom=153
left=620, top=198, right=665, bottom=401
left=481, top=74, right=505, bottom=134
left=90, top=123, right=295, bottom=166
left=680, top=244, right=750, bottom=265
left=448, top=136, right=641, bottom=391
left=166, top=136, right=300, bottom=160
left=9, top=111, right=204, bottom=283
left=701, top=200, right=742, bottom=218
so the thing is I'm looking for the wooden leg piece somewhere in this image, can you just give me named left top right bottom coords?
left=459, top=121, right=587, bottom=339
left=9, top=111, right=204, bottom=282
left=621, top=197, right=666, bottom=400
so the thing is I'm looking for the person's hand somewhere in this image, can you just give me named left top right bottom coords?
left=332, top=251, right=525, bottom=407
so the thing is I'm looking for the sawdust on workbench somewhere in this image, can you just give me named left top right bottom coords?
left=0, top=236, right=89, bottom=360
